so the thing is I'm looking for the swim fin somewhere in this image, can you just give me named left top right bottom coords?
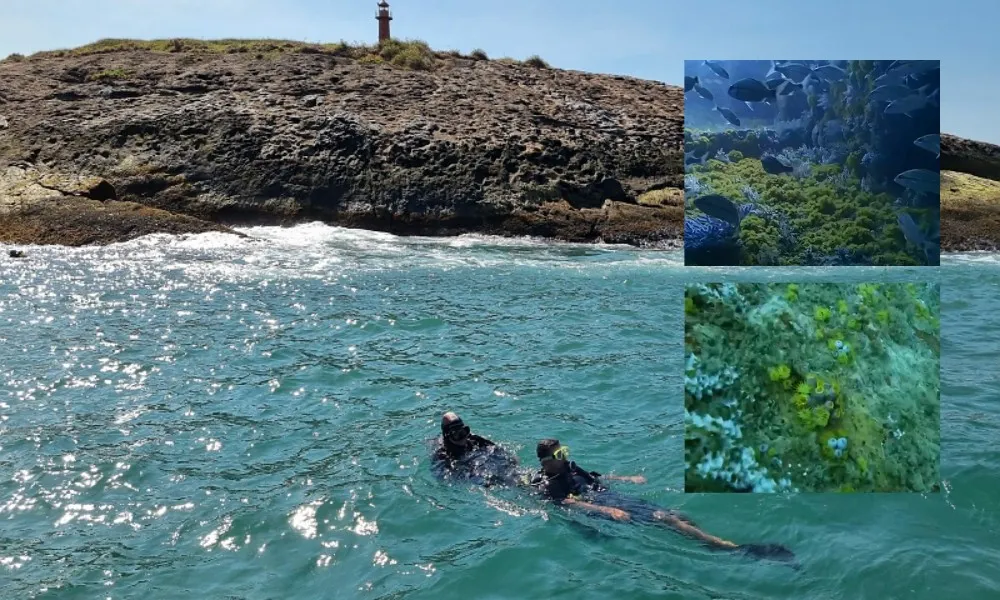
left=738, top=543, right=800, bottom=569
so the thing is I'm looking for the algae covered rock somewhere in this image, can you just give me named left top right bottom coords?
left=684, top=282, right=941, bottom=493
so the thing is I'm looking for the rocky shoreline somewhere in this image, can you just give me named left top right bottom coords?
left=0, top=41, right=684, bottom=248
left=3, top=42, right=1000, bottom=252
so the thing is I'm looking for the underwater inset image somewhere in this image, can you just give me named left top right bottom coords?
left=684, top=282, right=940, bottom=493
left=683, top=60, right=940, bottom=266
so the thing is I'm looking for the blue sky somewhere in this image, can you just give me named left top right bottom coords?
left=2, top=0, right=998, bottom=143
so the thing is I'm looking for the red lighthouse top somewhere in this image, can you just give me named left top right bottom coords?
left=377, top=1, right=392, bottom=42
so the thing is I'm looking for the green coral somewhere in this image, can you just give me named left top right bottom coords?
left=798, top=406, right=831, bottom=429
left=686, top=149, right=919, bottom=265
left=685, top=282, right=941, bottom=493
left=768, top=363, right=792, bottom=383
left=727, top=149, right=744, bottom=162
left=739, top=215, right=781, bottom=265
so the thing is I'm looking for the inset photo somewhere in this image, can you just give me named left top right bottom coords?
left=683, top=60, right=940, bottom=266
left=684, top=282, right=940, bottom=493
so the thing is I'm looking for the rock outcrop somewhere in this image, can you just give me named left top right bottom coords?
left=941, top=134, right=1000, bottom=252
left=0, top=41, right=684, bottom=247
left=0, top=164, right=235, bottom=245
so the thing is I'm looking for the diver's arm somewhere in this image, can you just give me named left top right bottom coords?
left=468, top=434, right=495, bottom=448
left=602, top=474, right=647, bottom=484
left=655, top=511, right=738, bottom=549
left=563, top=497, right=630, bottom=521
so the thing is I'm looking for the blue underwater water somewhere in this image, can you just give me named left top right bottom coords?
left=0, top=226, right=997, bottom=599
left=683, top=59, right=940, bottom=267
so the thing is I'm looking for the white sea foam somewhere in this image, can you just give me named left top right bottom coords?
left=1, top=222, right=683, bottom=282
left=941, top=252, right=1000, bottom=266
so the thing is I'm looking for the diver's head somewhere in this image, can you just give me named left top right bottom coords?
left=537, top=438, right=570, bottom=476
left=441, top=412, right=471, bottom=447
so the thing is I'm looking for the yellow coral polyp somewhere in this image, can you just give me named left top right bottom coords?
left=814, top=306, right=831, bottom=322
left=837, top=299, right=848, bottom=314
left=858, top=283, right=879, bottom=305
left=797, top=405, right=831, bottom=429
left=768, top=364, right=791, bottom=382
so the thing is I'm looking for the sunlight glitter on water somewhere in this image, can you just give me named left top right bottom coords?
left=289, top=499, right=323, bottom=540
left=3, top=229, right=995, bottom=599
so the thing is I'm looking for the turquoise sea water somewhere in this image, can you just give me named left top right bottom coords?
left=0, top=225, right=996, bottom=599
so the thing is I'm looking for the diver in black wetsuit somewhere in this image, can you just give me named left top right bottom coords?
left=430, top=412, right=519, bottom=487
left=529, top=439, right=799, bottom=566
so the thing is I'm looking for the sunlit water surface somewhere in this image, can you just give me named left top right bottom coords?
left=0, top=225, right=995, bottom=599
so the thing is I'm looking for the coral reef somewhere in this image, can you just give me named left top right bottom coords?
left=682, top=60, right=939, bottom=266
left=684, top=282, right=940, bottom=493
left=685, top=155, right=920, bottom=265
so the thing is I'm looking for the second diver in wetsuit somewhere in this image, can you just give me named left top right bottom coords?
left=529, top=438, right=798, bottom=566
left=430, top=412, right=520, bottom=487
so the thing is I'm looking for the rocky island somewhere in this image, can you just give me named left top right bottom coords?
left=0, top=39, right=684, bottom=247
left=4, top=39, right=1000, bottom=252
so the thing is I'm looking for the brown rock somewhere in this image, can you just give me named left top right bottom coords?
left=0, top=45, right=683, bottom=246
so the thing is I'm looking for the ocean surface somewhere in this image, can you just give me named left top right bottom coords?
left=0, top=224, right=996, bottom=599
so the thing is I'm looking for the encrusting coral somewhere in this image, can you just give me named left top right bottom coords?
left=684, top=282, right=940, bottom=493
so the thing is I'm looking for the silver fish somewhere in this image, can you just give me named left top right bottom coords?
left=895, top=169, right=940, bottom=194
left=704, top=60, right=730, bottom=79
left=685, top=148, right=710, bottom=166
left=716, top=105, right=741, bottom=127
left=887, top=60, right=940, bottom=79
left=914, top=134, right=940, bottom=158
left=773, top=61, right=812, bottom=83
left=728, top=77, right=776, bottom=102
left=873, top=70, right=907, bottom=88
left=885, top=93, right=929, bottom=116
left=868, top=84, right=912, bottom=104
left=812, top=64, right=847, bottom=82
